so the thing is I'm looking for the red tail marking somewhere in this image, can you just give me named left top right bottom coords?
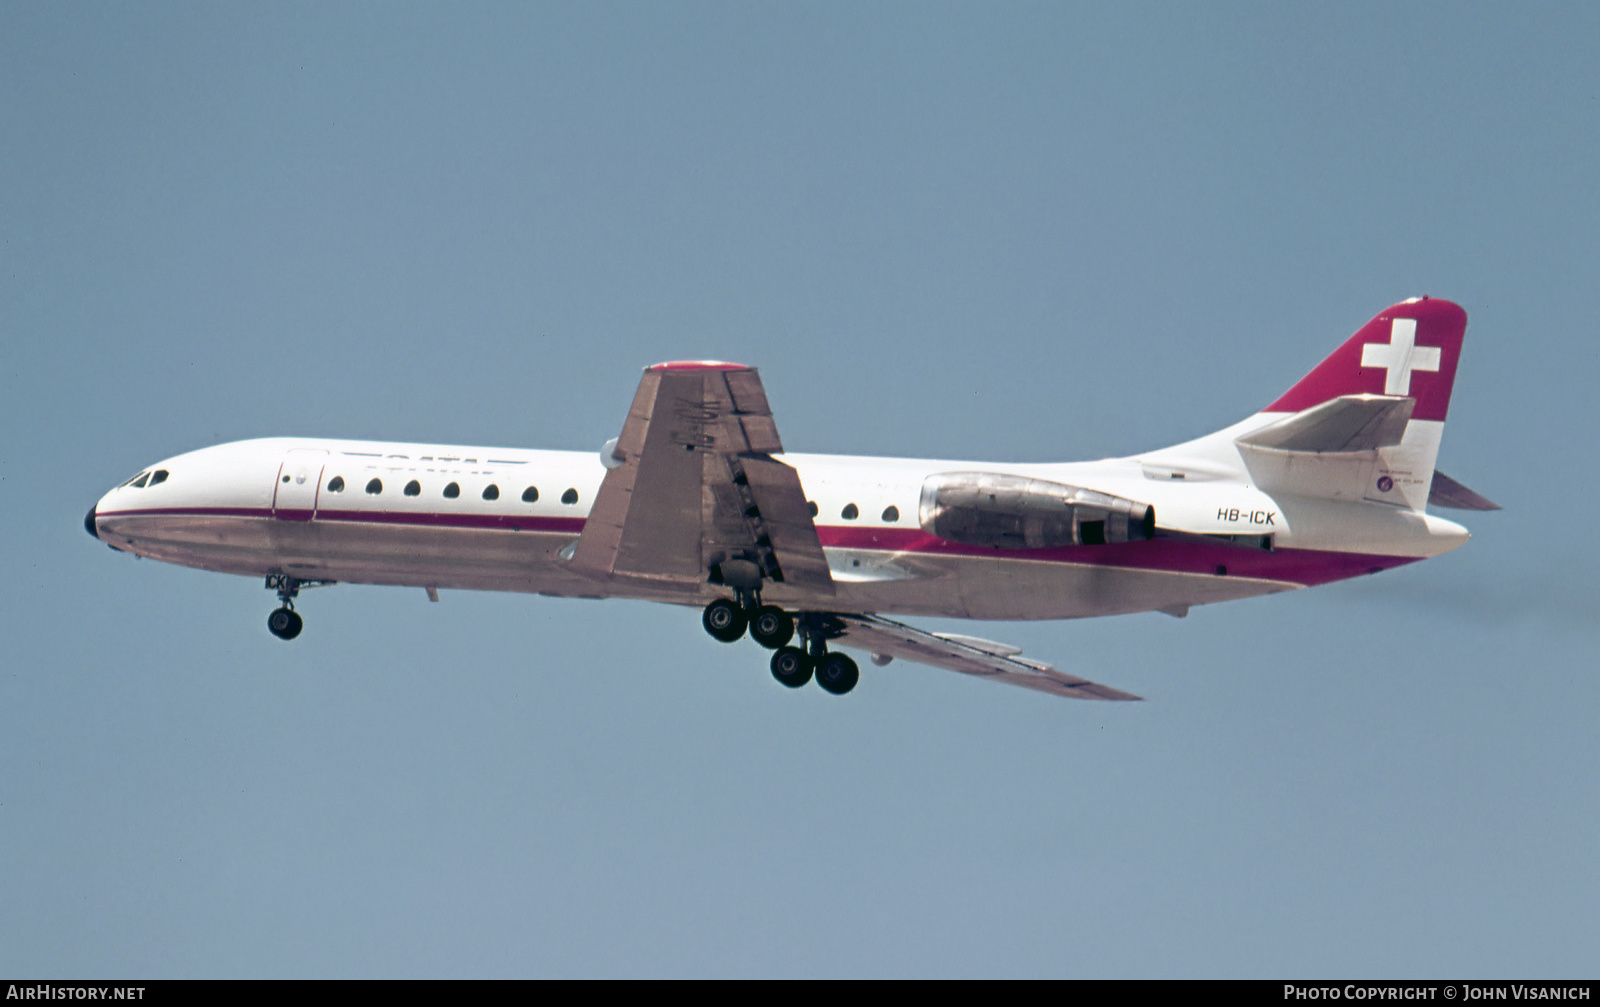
left=1265, top=298, right=1467, bottom=422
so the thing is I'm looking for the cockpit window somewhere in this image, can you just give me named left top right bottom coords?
left=148, top=469, right=169, bottom=486
left=127, top=472, right=151, bottom=489
left=327, top=476, right=345, bottom=493
left=365, top=478, right=383, bottom=494
left=404, top=480, right=421, bottom=497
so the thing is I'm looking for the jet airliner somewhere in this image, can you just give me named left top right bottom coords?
left=85, top=297, right=1495, bottom=701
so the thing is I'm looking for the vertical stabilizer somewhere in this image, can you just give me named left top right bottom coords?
left=1242, top=297, right=1468, bottom=510
left=1265, top=297, right=1466, bottom=422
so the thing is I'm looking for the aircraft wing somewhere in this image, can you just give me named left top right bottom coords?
left=569, top=362, right=835, bottom=594
left=828, top=613, right=1142, bottom=702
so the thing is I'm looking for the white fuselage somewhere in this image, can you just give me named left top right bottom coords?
left=89, top=433, right=1469, bottom=622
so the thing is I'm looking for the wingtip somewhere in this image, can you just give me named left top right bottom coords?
left=646, top=360, right=752, bottom=372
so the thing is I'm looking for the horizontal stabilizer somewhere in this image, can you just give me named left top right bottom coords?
left=1429, top=470, right=1501, bottom=511
left=1237, top=394, right=1414, bottom=453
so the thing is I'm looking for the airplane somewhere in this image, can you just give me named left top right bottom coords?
left=84, top=296, right=1496, bottom=702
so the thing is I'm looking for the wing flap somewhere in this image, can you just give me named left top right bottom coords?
left=738, top=456, right=835, bottom=590
left=831, top=614, right=1141, bottom=702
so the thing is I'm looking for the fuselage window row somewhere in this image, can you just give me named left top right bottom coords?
left=327, top=471, right=900, bottom=523
left=325, top=474, right=547, bottom=506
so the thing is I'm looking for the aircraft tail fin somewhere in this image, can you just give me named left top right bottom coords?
left=1140, top=298, right=1474, bottom=512
left=1264, top=297, right=1466, bottom=422
left=1233, top=298, right=1469, bottom=511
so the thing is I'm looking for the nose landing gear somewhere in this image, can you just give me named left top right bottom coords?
left=267, top=606, right=303, bottom=640
left=264, top=574, right=334, bottom=641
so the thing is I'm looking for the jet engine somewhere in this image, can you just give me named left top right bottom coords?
left=919, top=472, right=1156, bottom=549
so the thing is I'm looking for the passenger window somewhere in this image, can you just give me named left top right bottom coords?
left=561, top=488, right=579, bottom=505
left=365, top=478, right=383, bottom=494
left=443, top=482, right=460, bottom=499
left=521, top=486, right=539, bottom=503
left=808, top=501, right=818, bottom=517
left=327, top=476, right=345, bottom=493
left=881, top=505, right=899, bottom=522
left=149, top=470, right=169, bottom=486
left=841, top=503, right=859, bottom=520
left=404, top=480, right=421, bottom=497
left=482, top=484, right=499, bottom=501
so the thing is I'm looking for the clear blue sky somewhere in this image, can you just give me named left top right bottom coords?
left=3, top=2, right=1596, bottom=977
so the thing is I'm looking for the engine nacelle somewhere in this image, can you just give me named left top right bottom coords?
left=919, top=472, right=1156, bottom=549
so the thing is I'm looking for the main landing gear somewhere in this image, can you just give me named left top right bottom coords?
left=700, top=598, right=859, bottom=695
left=264, top=574, right=333, bottom=641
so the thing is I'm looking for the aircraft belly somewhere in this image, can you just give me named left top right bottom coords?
left=105, top=511, right=1296, bottom=619
left=98, top=511, right=281, bottom=578
left=950, top=554, right=1291, bottom=619
left=103, top=512, right=596, bottom=596
left=790, top=547, right=1292, bottom=620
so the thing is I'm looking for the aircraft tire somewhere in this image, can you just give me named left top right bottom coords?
left=267, top=607, right=303, bottom=641
left=815, top=652, right=859, bottom=695
left=702, top=598, right=747, bottom=643
left=770, top=646, right=813, bottom=688
left=749, top=606, right=795, bottom=649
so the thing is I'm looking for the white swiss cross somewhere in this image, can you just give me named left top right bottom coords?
left=1361, top=318, right=1440, bottom=396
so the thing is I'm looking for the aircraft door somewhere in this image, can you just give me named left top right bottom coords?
left=273, top=448, right=329, bottom=521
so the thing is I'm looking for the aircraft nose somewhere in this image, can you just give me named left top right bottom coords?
left=85, top=503, right=100, bottom=541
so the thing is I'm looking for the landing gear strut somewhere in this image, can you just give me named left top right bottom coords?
left=264, top=574, right=332, bottom=641
left=800, top=614, right=858, bottom=695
